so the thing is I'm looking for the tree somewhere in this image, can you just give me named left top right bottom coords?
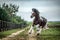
left=0, top=3, right=27, bottom=26
left=0, top=3, right=27, bottom=31
left=0, top=7, right=11, bottom=21
left=0, top=3, right=19, bottom=22
left=2, top=3, right=19, bottom=16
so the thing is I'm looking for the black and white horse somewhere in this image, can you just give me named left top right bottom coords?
left=28, top=8, right=49, bottom=35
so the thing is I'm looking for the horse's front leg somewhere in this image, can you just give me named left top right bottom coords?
left=28, top=25, right=34, bottom=34
left=36, top=24, right=42, bottom=35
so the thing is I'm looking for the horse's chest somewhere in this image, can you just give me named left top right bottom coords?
left=34, top=20, right=40, bottom=25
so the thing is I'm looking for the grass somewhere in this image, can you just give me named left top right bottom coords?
left=14, top=27, right=29, bottom=40
left=18, top=22, right=60, bottom=40
left=37, top=28, right=60, bottom=40
left=0, top=28, right=21, bottom=39
left=0, top=26, right=29, bottom=39
left=48, top=21, right=60, bottom=25
left=41, top=28, right=60, bottom=35
left=1, top=26, right=59, bottom=40
left=36, top=35, right=60, bottom=40
left=19, top=28, right=29, bottom=36
left=16, top=27, right=60, bottom=40
left=0, top=22, right=60, bottom=40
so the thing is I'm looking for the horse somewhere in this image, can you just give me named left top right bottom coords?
left=28, top=8, right=49, bottom=35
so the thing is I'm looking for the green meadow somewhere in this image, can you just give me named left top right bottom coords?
left=0, top=21, right=60, bottom=40
left=17, top=21, right=60, bottom=40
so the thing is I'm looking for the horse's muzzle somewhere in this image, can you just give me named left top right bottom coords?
left=31, top=16, right=33, bottom=18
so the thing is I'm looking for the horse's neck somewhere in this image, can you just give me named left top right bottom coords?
left=35, top=15, right=40, bottom=20
left=35, top=15, right=43, bottom=21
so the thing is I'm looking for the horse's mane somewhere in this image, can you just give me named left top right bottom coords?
left=32, top=8, right=40, bottom=15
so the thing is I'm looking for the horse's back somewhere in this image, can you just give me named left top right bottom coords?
left=40, top=17, right=47, bottom=26
left=41, top=16, right=47, bottom=22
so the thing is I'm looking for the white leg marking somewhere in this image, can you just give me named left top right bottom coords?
left=28, top=25, right=34, bottom=34
left=36, top=24, right=42, bottom=34
left=37, top=28, right=42, bottom=34
left=44, top=23, right=49, bottom=30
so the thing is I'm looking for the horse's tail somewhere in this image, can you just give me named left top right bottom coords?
left=41, top=16, right=49, bottom=29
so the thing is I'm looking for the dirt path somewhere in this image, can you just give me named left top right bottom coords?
left=1, top=30, right=25, bottom=40
left=1, top=27, right=29, bottom=40
left=0, top=26, right=37, bottom=40
left=27, top=31, right=37, bottom=40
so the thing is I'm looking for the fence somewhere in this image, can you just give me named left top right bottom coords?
left=0, top=20, right=27, bottom=32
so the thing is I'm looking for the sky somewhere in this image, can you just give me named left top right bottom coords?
left=0, top=0, right=60, bottom=21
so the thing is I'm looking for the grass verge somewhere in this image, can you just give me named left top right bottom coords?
left=0, top=28, right=21, bottom=39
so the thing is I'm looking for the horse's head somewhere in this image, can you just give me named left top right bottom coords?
left=31, top=12, right=36, bottom=18
left=31, top=8, right=40, bottom=18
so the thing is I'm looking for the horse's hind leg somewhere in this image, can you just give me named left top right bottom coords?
left=44, top=23, right=49, bottom=30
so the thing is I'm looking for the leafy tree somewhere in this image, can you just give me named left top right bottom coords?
left=2, top=3, right=19, bottom=16
left=0, top=3, right=19, bottom=22
left=0, top=7, right=11, bottom=21
left=0, top=3, right=27, bottom=26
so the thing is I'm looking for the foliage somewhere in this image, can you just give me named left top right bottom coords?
left=0, top=3, right=27, bottom=25
left=0, top=7, right=11, bottom=21
left=18, top=27, right=60, bottom=40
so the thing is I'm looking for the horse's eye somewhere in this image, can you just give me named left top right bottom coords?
left=32, top=14, right=34, bottom=16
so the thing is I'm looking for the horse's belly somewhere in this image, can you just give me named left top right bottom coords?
left=34, top=22, right=39, bottom=25
left=34, top=21, right=41, bottom=25
left=41, top=21, right=46, bottom=26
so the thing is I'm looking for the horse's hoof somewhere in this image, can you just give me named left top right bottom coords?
left=37, top=33, right=40, bottom=36
left=29, top=32, right=31, bottom=34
